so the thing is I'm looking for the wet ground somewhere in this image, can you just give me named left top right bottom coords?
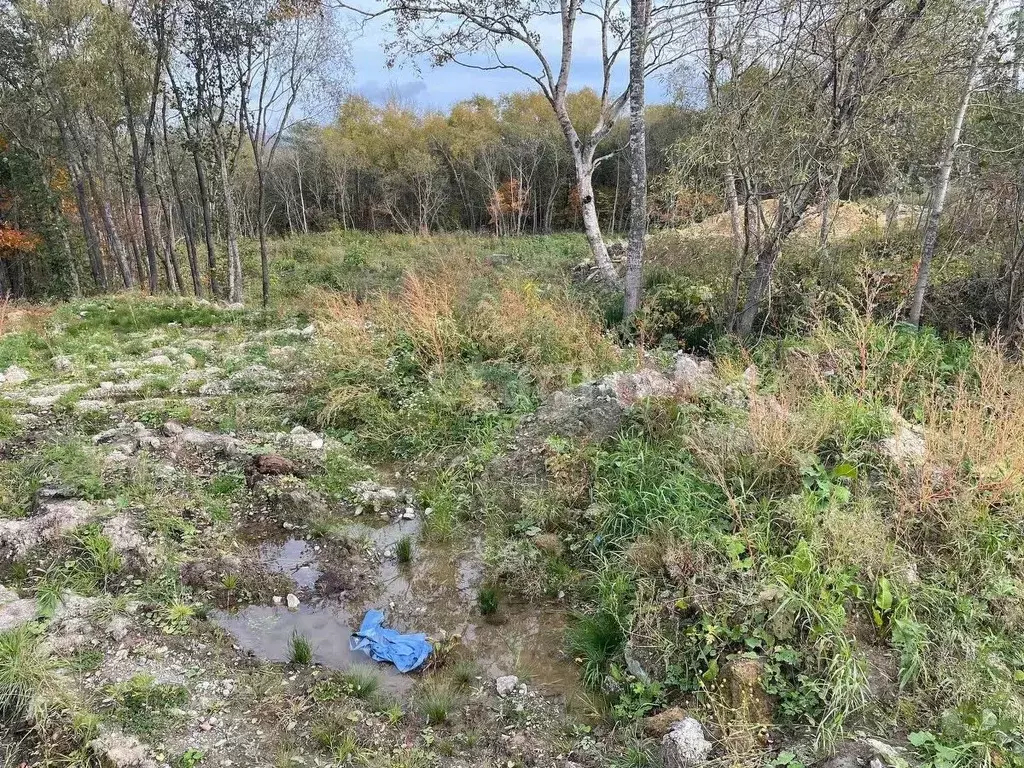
left=214, top=515, right=582, bottom=700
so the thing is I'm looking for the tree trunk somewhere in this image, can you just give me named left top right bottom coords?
left=736, top=186, right=816, bottom=336
left=57, top=117, right=106, bottom=290
left=215, top=135, right=243, bottom=303
left=623, top=0, right=649, bottom=318
left=909, top=0, right=998, bottom=326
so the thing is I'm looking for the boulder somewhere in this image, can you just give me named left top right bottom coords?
left=89, top=729, right=159, bottom=768
left=661, top=718, right=712, bottom=768
left=102, top=514, right=161, bottom=573
left=0, top=597, right=38, bottom=632
left=643, top=706, right=690, bottom=737
left=673, top=353, right=717, bottom=396
left=0, top=499, right=95, bottom=559
left=2, top=364, right=30, bottom=387
left=878, top=421, right=926, bottom=467
left=495, top=675, right=520, bottom=697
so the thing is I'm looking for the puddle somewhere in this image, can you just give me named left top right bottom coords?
left=224, top=516, right=582, bottom=701
left=259, top=539, right=321, bottom=589
left=211, top=602, right=413, bottom=692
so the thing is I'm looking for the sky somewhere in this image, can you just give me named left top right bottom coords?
left=346, top=14, right=676, bottom=111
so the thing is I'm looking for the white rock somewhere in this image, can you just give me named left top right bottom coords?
left=661, top=718, right=712, bottom=768
left=286, top=593, right=300, bottom=610
left=495, top=675, right=520, bottom=697
left=2, top=365, right=30, bottom=387
left=272, top=596, right=283, bottom=605
left=0, top=597, right=38, bottom=632
left=0, top=584, right=18, bottom=606
left=145, top=354, right=173, bottom=367
left=53, top=355, right=73, bottom=372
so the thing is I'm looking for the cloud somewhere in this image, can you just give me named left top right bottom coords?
left=356, top=79, right=429, bottom=106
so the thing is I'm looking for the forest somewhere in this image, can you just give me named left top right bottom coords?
left=2, top=0, right=1024, bottom=766
left=0, top=0, right=1022, bottom=333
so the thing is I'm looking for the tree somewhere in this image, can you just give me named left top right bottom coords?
left=344, top=0, right=687, bottom=285
left=909, top=0, right=1001, bottom=326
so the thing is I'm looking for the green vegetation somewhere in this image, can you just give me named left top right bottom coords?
left=395, top=535, right=413, bottom=564
left=289, top=631, right=313, bottom=665
left=105, top=674, right=189, bottom=738
left=1, top=232, right=1023, bottom=766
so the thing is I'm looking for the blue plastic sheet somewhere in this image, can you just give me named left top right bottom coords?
left=349, top=609, right=432, bottom=672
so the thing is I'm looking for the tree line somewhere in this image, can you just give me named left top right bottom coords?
left=2, top=0, right=1024, bottom=336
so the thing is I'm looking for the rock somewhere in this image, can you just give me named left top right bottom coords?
left=605, top=368, right=676, bottom=406
left=272, top=595, right=283, bottom=605
left=163, top=421, right=184, bottom=436
left=145, top=354, right=173, bottom=367
left=300, top=324, right=315, bottom=339
left=495, top=675, right=520, bottom=697
left=102, top=514, right=161, bottom=573
left=107, top=615, right=132, bottom=642
left=0, top=499, right=95, bottom=559
left=0, top=597, right=38, bottom=631
left=673, top=353, right=717, bottom=396
left=643, top=706, right=690, bottom=737
left=2, top=364, right=30, bottom=387
left=349, top=480, right=402, bottom=513
left=250, top=453, right=299, bottom=480
left=879, top=421, right=926, bottom=467
left=179, top=353, right=198, bottom=369
left=53, top=355, right=73, bottom=372
left=719, top=657, right=772, bottom=750
left=289, top=425, right=325, bottom=451
left=741, top=364, right=760, bottom=388
left=229, top=364, right=282, bottom=392
left=89, top=728, right=159, bottom=768
left=661, top=718, right=712, bottom=768
left=0, top=584, right=18, bottom=606
left=286, top=593, right=300, bottom=610
left=823, top=738, right=906, bottom=768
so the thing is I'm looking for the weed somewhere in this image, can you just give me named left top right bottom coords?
left=395, top=535, right=413, bottom=564
left=449, top=658, right=480, bottom=689
left=477, top=585, right=499, bottom=617
left=0, top=627, right=56, bottom=720
left=567, top=612, right=625, bottom=690
left=417, top=679, right=457, bottom=725
left=338, top=666, right=381, bottom=699
left=174, top=748, right=206, bottom=768
left=105, top=674, right=188, bottom=738
left=289, top=631, right=313, bottom=665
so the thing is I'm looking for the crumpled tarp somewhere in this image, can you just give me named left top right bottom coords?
left=349, top=609, right=432, bottom=672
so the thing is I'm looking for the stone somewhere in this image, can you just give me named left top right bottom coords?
left=272, top=595, right=283, bottom=605
left=289, top=425, right=325, bottom=451
left=2, top=365, right=30, bottom=387
left=286, top=593, right=300, bottom=610
left=0, top=584, right=18, bottom=606
left=0, top=597, right=38, bottom=631
left=879, top=421, right=926, bottom=467
left=251, top=453, right=299, bottom=479
left=605, top=368, right=676, bottom=406
left=180, top=353, right=198, bottom=369
left=163, top=421, right=184, bottom=436
left=661, top=718, right=712, bottom=768
left=0, top=499, right=95, bottom=558
left=145, top=354, right=173, bottom=367
left=102, top=514, right=161, bottom=573
left=495, top=675, right=520, bottom=697
left=107, top=615, right=132, bottom=642
left=673, top=353, right=717, bottom=396
left=89, top=728, right=159, bottom=768
left=643, top=706, right=690, bottom=737
left=53, top=355, right=73, bottom=372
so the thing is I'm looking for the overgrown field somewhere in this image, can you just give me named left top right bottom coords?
left=0, top=232, right=1022, bottom=768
